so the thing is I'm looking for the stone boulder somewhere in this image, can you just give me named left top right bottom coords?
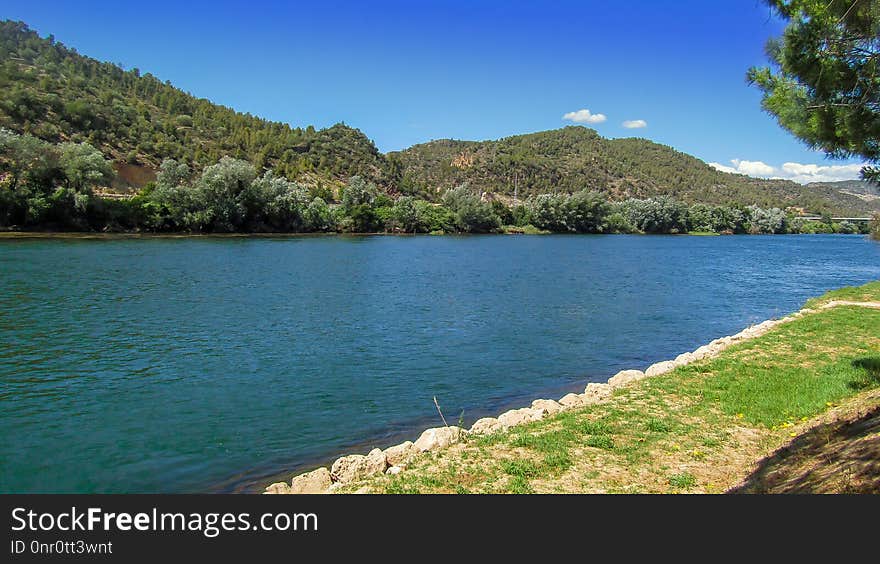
left=497, top=407, right=545, bottom=429
left=413, top=426, right=465, bottom=452
left=559, top=393, right=585, bottom=408
left=645, top=360, right=676, bottom=378
left=583, top=383, right=612, bottom=402
left=608, top=369, right=645, bottom=388
left=674, top=352, right=695, bottom=366
left=386, top=466, right=404, bottom=475
left=383, top=441, right=416, bottom=466
left=531, top=399, right=563, bottom=415
left=290, top=467, right=332, bottom=494
left=264, top=481, right=291, bottom=494
left=330, top=449, right=388, bottom=484
left=692, top=344, right=715, bottom=360
left=470, top=417, right=502, bottom=435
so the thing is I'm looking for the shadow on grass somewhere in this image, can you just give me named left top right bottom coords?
left=730, top=402, right=880, bottom=494
left=848, top=356, right=880, bottom=390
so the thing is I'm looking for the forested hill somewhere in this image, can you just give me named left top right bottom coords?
left=1, top=20, right=877, bottom=217
left=392, top=127, right=880, bottom=215
left=0, top=21, right=392, bottom=189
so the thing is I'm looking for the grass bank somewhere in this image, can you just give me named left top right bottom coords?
left=344, top=282, right=880, bottom=493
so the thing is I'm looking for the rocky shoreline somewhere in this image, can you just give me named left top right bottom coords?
left=263, top=307, right=824, bottom=495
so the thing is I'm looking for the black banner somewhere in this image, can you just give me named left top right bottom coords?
left=1, top=494, right=873, bottom=560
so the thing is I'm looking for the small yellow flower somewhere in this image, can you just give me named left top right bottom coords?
left=789, top=432, right=797, bottom=437
left=736, top=413, right=744, bottom=419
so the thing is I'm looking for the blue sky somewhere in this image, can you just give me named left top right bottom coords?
left=1, top=0, right=865, bottom=182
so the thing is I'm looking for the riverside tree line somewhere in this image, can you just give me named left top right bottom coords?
left=0, top=129, right=876, bottom=236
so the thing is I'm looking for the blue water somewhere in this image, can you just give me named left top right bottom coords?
left=1, top=234, right=878, bottom=493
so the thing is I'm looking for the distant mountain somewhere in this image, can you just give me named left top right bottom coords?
left=803, top=180, right=880, bottom=214
left=392, top=127, right=880, bottom=216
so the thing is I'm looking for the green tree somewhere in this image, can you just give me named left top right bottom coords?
left=442, top=185, right=500, bottom=233
left=196, top=156, right=257, bottom=231
left=57, top=142, right=112, bottom=192
left=339, top=176, right=380, bottom=232
left=748, top=0, right=880, bottom=182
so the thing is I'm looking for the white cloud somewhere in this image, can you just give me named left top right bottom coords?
left=733, top=159, right=776, bottom=176
left=708, top=159, right=866, bottom=184
left=563, top=109, right=607, bottom=124
left=622, top=119, right=647, bottom=129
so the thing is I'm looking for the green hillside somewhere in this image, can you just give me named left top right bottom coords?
left=0, top=20, right=392, bottom=190
left=393, top=127, right=880, bottom=215
left=0, top=19, right=877, bottom=221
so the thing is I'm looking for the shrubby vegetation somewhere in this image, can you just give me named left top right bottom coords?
left=2, top=128, right=870, bottom=236
left=871, top=214, right=880, bottom=240
left=0, top=21, right=392, bottom=186
left=3, top=20, right=878, bottom=219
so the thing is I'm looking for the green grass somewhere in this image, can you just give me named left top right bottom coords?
left=804, top=280, right=880, bottom=308
left=687, top=231, right=720, bottom=236
left=668, top=472, right=696, bottom=489
left=646, top=418, right=672, bottom=433
left=655, top=307, right=880, bottom=428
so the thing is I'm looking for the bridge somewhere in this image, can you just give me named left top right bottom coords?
left=797, top=216, right=873, bottom=223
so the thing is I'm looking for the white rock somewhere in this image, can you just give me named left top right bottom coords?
left=365, top=448, right=388, bottom=474
left=583, top=383, right=612, bottom=401
left=559, top=393, right=585, bottom=408
left=264, top=481, right=291, bottom=494
left=674, top=352, right=695, bottom=366
left=290, top=467, right=332, bottom=494
left=386, top=465, right=404, bottom=475
left=498, top=407, right=545, bottom=429
left=608, top=369, right=646, bottom=388
left=531, top=399, right=563, bottom=415
left=645, top=360, right=677, bottom=378
left=383, top=441, right=416, bottom=466
left=413, top=426, right=465, bottom=452
left=470, top=417, right=502, bottom=435
left=330, top=449, right=388, bottom=484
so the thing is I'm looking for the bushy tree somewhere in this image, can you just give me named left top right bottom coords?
left=622, top=196, right=688, bottom=233
left=870, top=213, right=879, bottom=239
left=390, top=195, right=421, bottom=233
left=567, top=190, right=612, bottom=232
left=196, top=156, right=257, bottom=231
left=57, top=142, right=113, bottom=192
left=249, top=171, right=309, bottom=231
left=527, top=193, right=569, bottom=232
left=746, top=204, right=788, bottom=234
left=442, top=185, right=500, bottom=233
left=303, top=197, right=334, bottom=232
left=339, top=176, right=380, bottom=232
left=748, top=0, right=880, bottom=182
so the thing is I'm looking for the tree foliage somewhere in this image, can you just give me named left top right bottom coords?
left=0, top=21, right=389, bottom=186
left=748, top=0, right=880, bottom=182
